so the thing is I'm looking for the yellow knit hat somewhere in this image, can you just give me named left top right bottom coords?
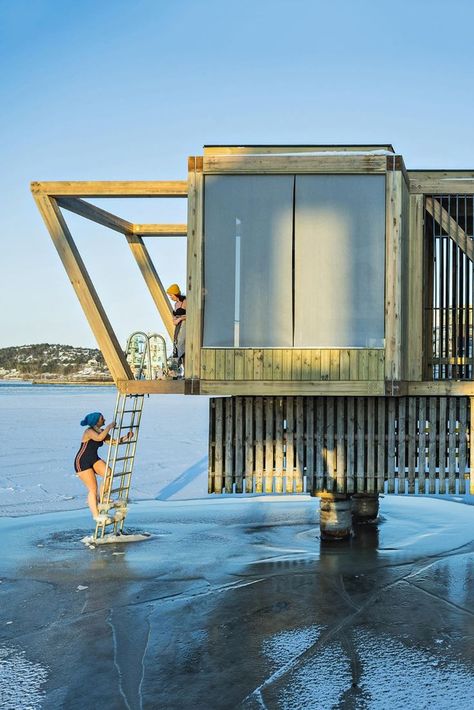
left=166, top=283, right=181, bottom=296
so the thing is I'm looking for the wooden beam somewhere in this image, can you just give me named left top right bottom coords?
left=125, top=234, right=174, bottom=338
left=406, top=194, right=424, bottom=380
left=407, top=381, right=474, bottom=396
left=117, top=378, right=185, bottom=395
left=132, top=224, right=187, bottom=236
left=202, top=155, right=387, bottom=175
left=385, top=168, right=403, bottom=384
left=31, top=181, right=188, bottom=198
left=425, top=197, right=474, bottom=262
left=408, top=171, right=474, bottom=195
left=32, top=194, right=133, bottom=383
left=199, top=381, right=385, bottom=396
left=186, top=157, right=204, bottom=380
left=203, top=144, right=395, bottom=156
left=56, top=197, right=133, bottom=234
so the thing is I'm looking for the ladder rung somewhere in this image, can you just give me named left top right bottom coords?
left=113, top=472, right=132, bottom=478
left=123, top=409, right=142, bottom=414
left=110, top=488, right=129, bottom=494
left=113, top=455, right=134, bottom=462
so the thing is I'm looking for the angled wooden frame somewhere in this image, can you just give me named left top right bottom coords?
left=31, top=181, right=188, bottom=390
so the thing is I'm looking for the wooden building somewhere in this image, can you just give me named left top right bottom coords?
left=32, top=144, right=474, bottom=516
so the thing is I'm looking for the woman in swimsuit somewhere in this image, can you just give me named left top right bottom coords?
left=166, top=283, right=186, bottom=370
left=74, top=411, right=132, bottom=522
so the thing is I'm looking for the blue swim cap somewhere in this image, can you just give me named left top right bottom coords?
left=80, top=412, right=102, bottom=427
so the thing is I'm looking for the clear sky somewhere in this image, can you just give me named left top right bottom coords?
left=1, top=0, right=474, bottom=348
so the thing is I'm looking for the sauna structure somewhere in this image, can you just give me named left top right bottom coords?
left=32, top=145, right=474, bottom=535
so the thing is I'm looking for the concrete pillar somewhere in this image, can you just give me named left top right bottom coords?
left=319, top=494, right=352, bottom=541
left=351, top=494, right=379, bottom=523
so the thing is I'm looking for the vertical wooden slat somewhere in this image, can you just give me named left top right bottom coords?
left=215, top=350, right=226, bottom=380
left=201, top=349, right=216, bottom=380
left=358, top=350, right=369, bottom=380
left=214, top=398, right=224, bottom=493
left=438, top=398, right=447, bottom=494
left=326, top=398, right=335, bottom=492
left=225, top=349, right=235, bottom=381
left=458, top=398, right=467, bottom=495
left=208, top=399, right=215, bottom=493
left=275, top=397, right=284, bottom=493
left=321, top=350, right=330, bottom=380
left=366, top=398, right=375, bottom=494
left=407, top=397, right=417, bottom=494
left=336, top=398, right=346, bottom=493
left=346, top=398, right=355, bottom=494
left=448, top=398, right=457, bottom=494
left=378, top=351, right=385, bottom=380
left=407, top=194, right=424, bottom=380
left=254, top=397, right=264, bottom=493
left=273, top=350, right=282, bottom=380
left=302, top=351, right=312, bottom=380
left=387, top=398, right=396, bottom=493
left=339, top=350, right=350, bottom=380
left=224, top=398, right=233, bottom=493
left=356, top=397, right=365, bottom=493
left=330, top=350, right=340, bottom=380
left=368, top=350, right=379, bottom=380
left=264, top=397, right=274, bottom=493
left=315, top=398, right=325, bottom=492
left=377, top=398, right=386, bottom=493
left=311, top=350, right=321, bottom=380
left=292, top=350, right=302, bottom=380
left=418, top=398, right=427, bottom=494
left=245, top=350, right=254, bottom=380
left=306, top=398, right=315, bottom=494
left=282, top=350, right=292, bottom=379
left=235, top=397, right=243, bottom=493
left=254, top=350, right=264, bottom=380
left=234, top=350, right=245, bottom=380
left=349, top=350, right=359, bottom=380
left=245, top=397, right=254, bottom=493
left=397, top=398, right=406, bottom=494
left=470, top=398, right=474, bottom=495
left=263, top=350, right=273, bottom=380
left=286, top=398, right=295, bottom=493
left=295, top=397, right=304, bottom=493
left=428, top=398, right=438, bottom=494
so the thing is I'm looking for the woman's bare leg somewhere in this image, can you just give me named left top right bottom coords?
left=77, top=468, right=99, bottom=518
left=93, top=459, right=110, bottom=500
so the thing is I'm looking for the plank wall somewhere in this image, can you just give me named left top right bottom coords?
left=209, top=396, right=473, bottom=496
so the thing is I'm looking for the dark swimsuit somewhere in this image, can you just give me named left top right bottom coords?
left=74, top=436, right=104, bottom=473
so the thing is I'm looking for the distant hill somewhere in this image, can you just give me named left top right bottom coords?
left=0, top=344, right=112, bottom=381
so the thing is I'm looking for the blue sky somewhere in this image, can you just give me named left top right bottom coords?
left=1, top=0, right=474, bottom=348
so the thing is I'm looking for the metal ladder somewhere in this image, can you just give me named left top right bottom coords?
left=93, top=391, right=145, bottom=541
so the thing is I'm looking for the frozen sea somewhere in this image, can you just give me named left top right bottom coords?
left=1, top=381, right=474, bottom=709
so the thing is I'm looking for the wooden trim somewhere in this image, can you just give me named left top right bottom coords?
left=117, top=379, right=185, bottom=395
left=425, top=197, right=474, bottom=261
left=203, top=144, right=395, bottom=156
left=202, top=155, right=387, bottom=175
left=408, top=172, right=474, bottom=195
left=385, top=169, right=403, bottom=384
left=56, top=197, right=133, bottom=234
left=33, top=194, right=133, bottom=382
left=407, top=381, right=474, bottom=395
left=31, top=180, right=188, bottom=198
left=406, top=195, right=424, bottom=380
left=132, top=224, right=187, bottom=236
left=199, top=381, right=385, bottom=396
left=125, top=234, right=174, bottom=338
left=186, top=158, right=204, bottom=380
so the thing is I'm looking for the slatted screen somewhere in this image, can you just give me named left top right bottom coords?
left=209, top=396, right=472, bottom=496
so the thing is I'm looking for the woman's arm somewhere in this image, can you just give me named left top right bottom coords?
left=85, top=422, right=116, bottom=442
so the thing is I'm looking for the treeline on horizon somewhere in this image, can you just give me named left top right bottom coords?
left=0, top=344, right=107, bottom=376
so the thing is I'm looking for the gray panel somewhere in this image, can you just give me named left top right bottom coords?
left=203, top=176, right=294, bottom=347
left=294, top=175, right=386, bottom=348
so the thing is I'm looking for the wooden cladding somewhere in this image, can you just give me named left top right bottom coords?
left=201, top=348, right=385, bottom=381
left=208, top=396, right=472, bottom=496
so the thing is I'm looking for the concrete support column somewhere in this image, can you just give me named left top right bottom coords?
left=351, top=494, right=380, bottom=523
left=319, top=494, right=352, bottom=541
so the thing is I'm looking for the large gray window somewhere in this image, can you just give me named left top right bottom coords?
left=203, top=174, right=386, bottom=348
left=294, top=175, right=386, bottom=347
left=203, top=175, right=294, bottom=347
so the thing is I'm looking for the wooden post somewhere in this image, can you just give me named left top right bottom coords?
left=385, top=167, right=403, bottom=387
left=186, top=157, right=204, bottom=381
